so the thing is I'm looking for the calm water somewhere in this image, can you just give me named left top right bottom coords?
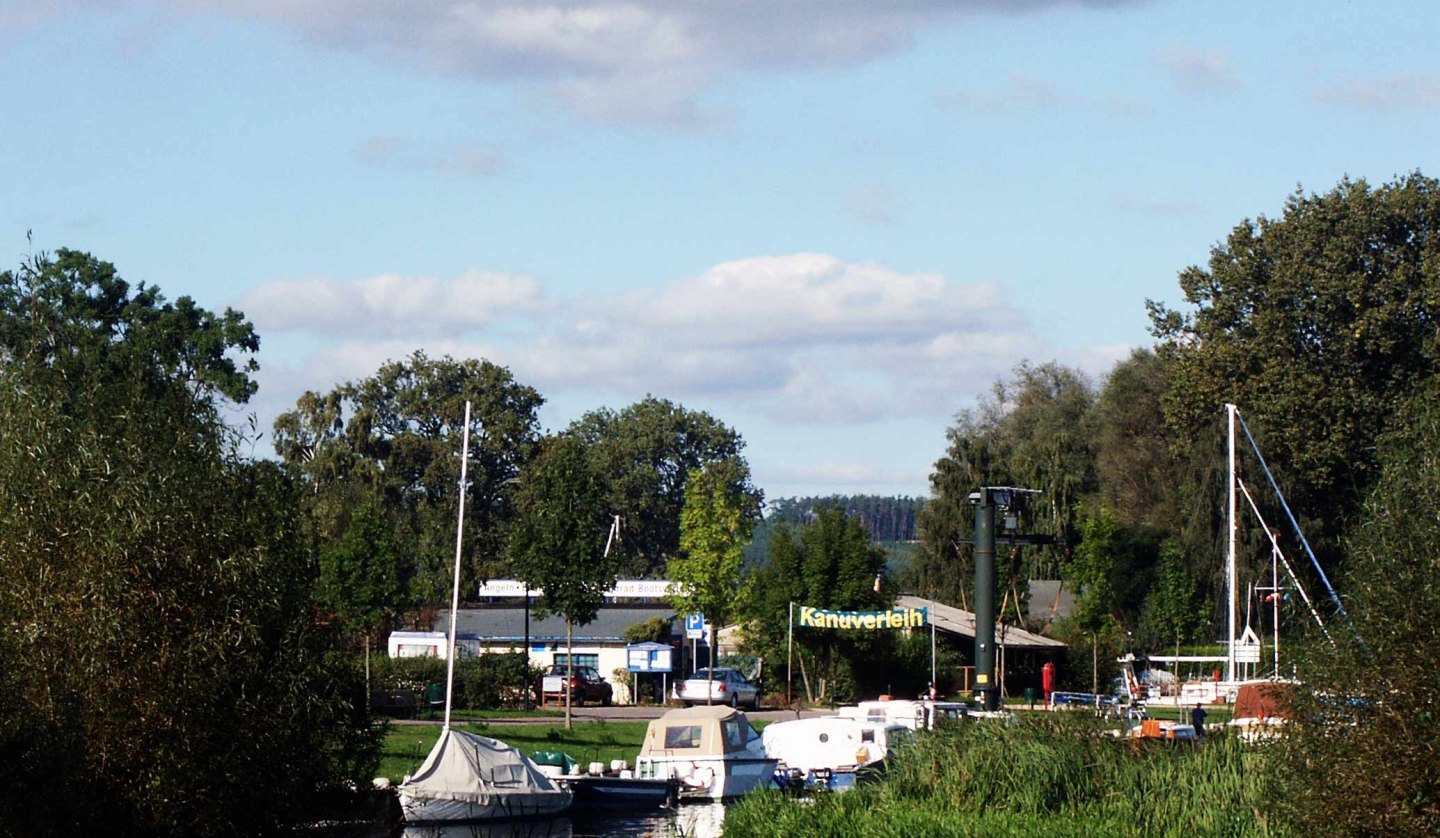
left=326, top=802, right=727, bottom=838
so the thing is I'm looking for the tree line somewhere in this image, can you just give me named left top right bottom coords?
left=5, top=171, right=1440, bottom=834
left=765, top=495, right=925, bottom=542
left=902, top=173, right=1440, bottom=834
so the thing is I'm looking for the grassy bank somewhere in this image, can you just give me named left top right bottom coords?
left=378, top=721, right=651, bottom=783
left=726, top=715, right=1287, bottom=837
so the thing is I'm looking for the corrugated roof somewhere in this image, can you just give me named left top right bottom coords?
left=436, top=606, right=681, bottom=643
left=896, top=595, right=1066, bottom=649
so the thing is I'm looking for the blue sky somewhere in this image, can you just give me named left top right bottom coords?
left=5, top=1, right=1438, bottom=499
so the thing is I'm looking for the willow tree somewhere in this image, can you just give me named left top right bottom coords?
left=0, top=250, right=375, bottom=837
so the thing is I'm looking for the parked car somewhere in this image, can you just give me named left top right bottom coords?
left=537, top=665, right=613, bottom=706
left=676, top=667, right=761, bottom=709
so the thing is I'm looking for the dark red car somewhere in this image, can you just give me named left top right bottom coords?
left=537, top=665, right=613, bottom=706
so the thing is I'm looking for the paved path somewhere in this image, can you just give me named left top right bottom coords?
left=392, top=705, right=831, bottom=726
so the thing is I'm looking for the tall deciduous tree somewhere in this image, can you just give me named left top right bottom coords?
left=916, top=361, right=1096, bottom=606
left=668, top=458, right=762, bottom=699
left=506, top=434, right=618, bottom=729
left=1149, top=173, right=1440, bottom=572
left=570, top=397, right=760, bottom=577
left=275, top=351, right=543, bottom=602
left=1138, top=542, right=1202, bottom=657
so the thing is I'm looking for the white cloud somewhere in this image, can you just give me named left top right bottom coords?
left=1156, top=44, right=1239, bottom=96
left=40, top=0, right=1141, bottom=125
left=244, top=252, right=1040, bottom=429
left=241, top=252, right=1136, bottom=496
left=760, top=460, right=933, bottom=495
left=238, top=269, right=544, bottom=338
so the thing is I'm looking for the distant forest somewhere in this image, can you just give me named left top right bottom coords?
left=764, top=495, right=926, bottom=542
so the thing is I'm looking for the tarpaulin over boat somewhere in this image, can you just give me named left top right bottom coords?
left=398, top=728, right=571, bottom=821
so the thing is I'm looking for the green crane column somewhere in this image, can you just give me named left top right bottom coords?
left=974, top=498, right=998, bottom=711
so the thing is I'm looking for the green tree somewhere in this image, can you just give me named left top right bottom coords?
left=1092, top=348, right=1176, bottom=527
left=0, top=251, right=374, bottom=837
left=275, top=351, right=544, bottom=602
left=742, top=509, right=889, bottom=703
left=1062, top=507, right=1125, bottom=694
left=1137, top=542, right=1202, bottom=657
left=1150, top=173, right=1440, bottom=573
left=1277, top=378, right=1440, bottom=836
left=570, top=397, right=760, bottom=577
left=915, top=361, right=1096, bottom=608
left=668, top=458, right=762, bottom=702
left=506, top=434, right=619, bottom=729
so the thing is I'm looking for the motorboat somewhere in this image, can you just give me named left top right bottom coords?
left=634, top=705, right=778, bottom=800
left=836, top=698, right=970, bottom=731
left=762, top=716, right=910, bottom=791
left=531, top=753, right=677, bottom=811
left=397, top=728, right=573, bottom=822
left=1226, top=680, right=1296, bottom=741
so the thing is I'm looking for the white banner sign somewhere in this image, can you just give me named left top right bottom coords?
left=478, top=579, right=679, bottom=599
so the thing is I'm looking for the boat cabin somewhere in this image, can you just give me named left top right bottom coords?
left=635, top=705, right=777, bottom=800
left=837, top=699, right=968, bottom=731
left=762, top=716, right=911, bottom=774
left=639, top=704, right=763, bottom=757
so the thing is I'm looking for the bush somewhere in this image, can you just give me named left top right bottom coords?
left=370, top=653, right=540, bottom=711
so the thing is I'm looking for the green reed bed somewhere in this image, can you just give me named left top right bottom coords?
left=725, top=715, right=1288, bottom=838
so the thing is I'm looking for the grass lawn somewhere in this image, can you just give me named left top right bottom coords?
left=378, top=720, right=652, bottom=783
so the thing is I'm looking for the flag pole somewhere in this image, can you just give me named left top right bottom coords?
left=786, top=602, right=794, bottom=707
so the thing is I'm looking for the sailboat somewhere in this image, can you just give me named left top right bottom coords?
left=397, top=401, right=573, bottom=822
left=1138, top=404, right=1338, bottom=707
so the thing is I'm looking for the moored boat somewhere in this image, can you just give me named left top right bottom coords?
left=634, top=705, right=778, bottom=800
left=762, top=716, right=910, bottom=791
left=836, top=698, right=970, bottom=731
left=397, top=728, right=573, bottom=822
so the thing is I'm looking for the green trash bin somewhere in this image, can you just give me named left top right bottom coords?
left=426, top=683, right=446, bottom=715
left=1023, top=687, right=1039, bottom=708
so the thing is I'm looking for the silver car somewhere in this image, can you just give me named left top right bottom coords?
left=677, top=667, right=761, bottom=709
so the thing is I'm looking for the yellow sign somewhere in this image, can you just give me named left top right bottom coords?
left=797, top=606, right=928, bottom=630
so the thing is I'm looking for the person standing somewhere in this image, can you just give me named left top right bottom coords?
left=1191, top=704, right=1208, bottom=736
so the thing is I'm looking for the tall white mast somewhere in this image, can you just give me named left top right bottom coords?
left=443, top=401, right=473, bottom=732
left=1226, top=403, right=1238, bottom=684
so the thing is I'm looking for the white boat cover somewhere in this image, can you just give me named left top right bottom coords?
left=399, top=728, right=571, bottom=821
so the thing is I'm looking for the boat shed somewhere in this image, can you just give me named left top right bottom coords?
left=897, top=595, right=1067, bottom=650
left=895, top=595, right=1065, bottom=698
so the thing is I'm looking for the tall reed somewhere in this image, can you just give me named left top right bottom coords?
left=724, top=715, right=1287, bottom=837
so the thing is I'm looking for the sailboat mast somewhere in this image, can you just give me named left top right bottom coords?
left=443, top=401, right=473, bottom=732
left=1226, top=403, right=1238, bottom=684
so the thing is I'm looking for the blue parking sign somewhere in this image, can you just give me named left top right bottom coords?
left=685, top=613, right=705, bottom=639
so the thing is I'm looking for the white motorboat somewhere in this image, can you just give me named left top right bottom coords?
left=837, top=698, right=970, bottom=731
left=762, top=716, right=910, bottom=791
left=634, top=705, right=778, bottom=800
